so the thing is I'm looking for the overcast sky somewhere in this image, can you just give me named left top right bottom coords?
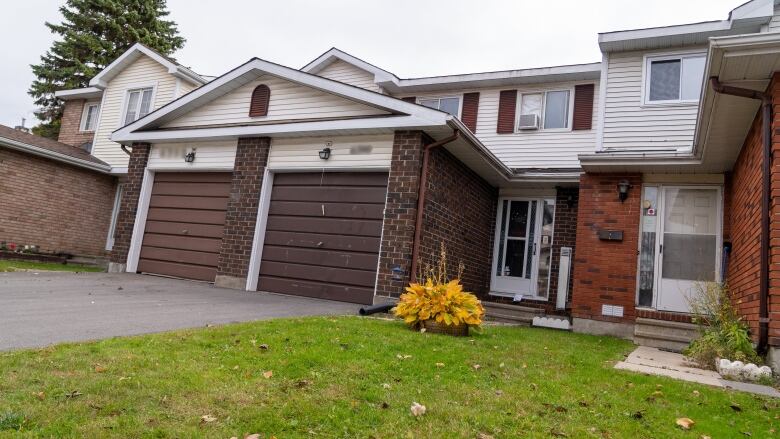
left=0, top=0, right=742, bottom=129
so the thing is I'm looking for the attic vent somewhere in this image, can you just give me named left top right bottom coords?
left=249, top=84, right=271, bottom=117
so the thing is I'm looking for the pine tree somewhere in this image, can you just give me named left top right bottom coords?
left=29, top=0, right=185, bottom=139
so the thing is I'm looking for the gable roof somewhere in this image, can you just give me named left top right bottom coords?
left=301, top=47, right=399, bottom=84
left=0, top=125, right=110, bottom=173
left=89, top=43, right=207, bottom=89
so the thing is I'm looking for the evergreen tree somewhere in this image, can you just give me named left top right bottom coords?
left=29, top=0, right=185, bottom=139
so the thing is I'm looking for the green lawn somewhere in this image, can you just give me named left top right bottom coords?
left=0, top=317, right=776, bottom=438
left=0, top=260, right=103, bottom=273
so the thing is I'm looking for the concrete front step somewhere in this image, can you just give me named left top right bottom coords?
left=633, top=317, right=699, bottom=352
left=483, top=301, right=545, bottom=326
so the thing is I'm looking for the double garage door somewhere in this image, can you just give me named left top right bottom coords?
left=137, top=171, right=387, bottom=304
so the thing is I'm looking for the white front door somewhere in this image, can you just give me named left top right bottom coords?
left=491, top=198, right=555, bottom=299
left=656, top=187, right=721, bottom=312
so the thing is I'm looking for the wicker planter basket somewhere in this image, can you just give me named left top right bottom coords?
left=421, top=319, right=469, bottom=336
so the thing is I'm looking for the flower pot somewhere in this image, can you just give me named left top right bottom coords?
left=421, top=319, right=469, bottom=336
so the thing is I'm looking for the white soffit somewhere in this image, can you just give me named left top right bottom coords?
left=54, top=86, right=103, bottom=101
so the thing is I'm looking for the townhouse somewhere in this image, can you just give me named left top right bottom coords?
left=47, top=0, right=780, bottom=367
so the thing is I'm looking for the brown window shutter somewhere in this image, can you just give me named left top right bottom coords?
left=249, top=84, right=271, bottom=117
left=401, top=96, right=416, bottom=103
left=572, top=84, right=595, bottom=130
left=496, top=90, right=517, bottom=134
left=461, top=92, right=480, bottom=132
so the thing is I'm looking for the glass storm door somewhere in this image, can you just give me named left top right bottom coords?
left=656, top=187, right=720, bottom=312
left=492, top=199, right=554, bottom=298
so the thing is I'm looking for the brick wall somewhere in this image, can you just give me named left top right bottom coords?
left=548, top=186, right=579, bottom=309
left=417, top=147, right=497, bottom=297
left=217, top=137, right=270, bottom=284
left=771, top=73, right=780, bottom=347
left=376, top=131, right=427, bottom=297
left=110, top=143, right=150, bottom=264
left=0, top=146, right=115, bottom=256
left=571, top=173, right=642, bottom=324
left=58, top=99, right=96, bottom=148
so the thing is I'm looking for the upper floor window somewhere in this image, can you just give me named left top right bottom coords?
left=645, top=54, right=706, bottom=104
left=80, top=103, right=100, bottom=132
left=419, top=96, right=460, bottom=117
left=517, top=90, right=571, bottom=130
left=123, top=87, right=154, bottom=125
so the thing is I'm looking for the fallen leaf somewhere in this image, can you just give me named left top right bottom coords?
left=529, top=383, right=538, bottom=391
left=382, top=383, right=391, bottom=389
left=477, top=433, right=495, bottom=439
left=495, top=390, right=504, bottom=396
left=263, top=370, right=273, bottom=379
left=435, top=362, right=445, bottom=367
left=200, top=414, right=216, bottom=424
left=499, top=362, right=505, bottom=368
left=259, top=344, right=269, bottom=350
left=730, top=403, right=742, bottom=412
left=410, top=402, right=426, bottom=417
left=631, top=411, right=644, bottom=420
left=64, top=390, right=82, bottom=399
left=473, top=364, right=481, bottom=370
left=33, top=391, right=45, bottom=401
left=245, top=435, right=261, bottom=439
left=692, top=390, right=700, bottom=396
left=676, top=418, right=695, bottom=430
left=94, top=365, right=107, bottom=373
left=700, top=436, right=712, bottom=439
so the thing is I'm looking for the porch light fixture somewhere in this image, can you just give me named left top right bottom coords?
left=318, top=147, right=331, bottom=160
left=184, top=150, right=196, bottom=163
left=617, top=180, right=632, bottom=203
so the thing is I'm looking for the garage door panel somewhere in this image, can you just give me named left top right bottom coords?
left=263, top=231, right=380, bottom=253
left=152, top=181, right=231, bottom=197
left=149, top=195, right=229, bottom=210
left=139, top=247, right=219, bottom=267
left=268, top=201, right=384, bottom=220
left=137, top=259, right=216, bottom=282
left=260, top=261, right=376, bottom=287
left=274, top=172, right=388, bottom=187
left=271, top=186, right=387, bottom=204
left=142, top=233, right=223, bottom=253
left=258, top=276, right=374, bottom=304
left=143, top=221, right=225, bottom=239
left=266, top=216, right=382, bottom=237
left=262, top=245, right=379, bottom=271
left=146, top=207, right=227, bottom=225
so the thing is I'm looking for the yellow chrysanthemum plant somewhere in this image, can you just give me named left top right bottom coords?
left=393, top=244, right=485, bottom=335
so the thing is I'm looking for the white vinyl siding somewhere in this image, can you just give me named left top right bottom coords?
left=163, top=75, right=389, bottom=128
left=316, top=60, right=383, bottom=93
left=267, top=134, right=392, bottom=170
left=147, top=140, right=238, bottom=170
left=403, top=80, right=599, bottom=169
left=601, top=48, right=705, bottom=152
left=91, top=54, right=179, bottom=170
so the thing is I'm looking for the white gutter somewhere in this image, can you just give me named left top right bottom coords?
left=0, top=137, right=111, bottom=173
left=54, top=86, right=104, bottom=100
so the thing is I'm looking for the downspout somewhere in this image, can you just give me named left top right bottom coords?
left=710, top=77, right=771, bottom=355
left=121, top=144, right=132, bottom=155
left=409, top=129, right=461, bottom=283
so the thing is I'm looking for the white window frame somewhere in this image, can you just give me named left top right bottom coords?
left=119, top=82, right=157, bottom=128
left=515, top=88, right=574, bottom=133
left=417, top=95, right=462, bottom=118
left=79, top=102, right=101, bottom=132
left=642, top=51, right=707, bottom=106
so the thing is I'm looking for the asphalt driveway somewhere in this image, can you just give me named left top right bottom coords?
left=0, top=272, right=361, bottom=350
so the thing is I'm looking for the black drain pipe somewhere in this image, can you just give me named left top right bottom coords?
left=710, top=77, right=771, bottom=355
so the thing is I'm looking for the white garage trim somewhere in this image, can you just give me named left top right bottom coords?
left=126, top=169, right=155, bottom=273
left=246, top=168, right=274, bottom=291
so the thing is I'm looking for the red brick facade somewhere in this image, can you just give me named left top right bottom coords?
left=417, top=147, right=497, bottom=297
left=58, top=99, right=97, bottom=148
left=110, top=143, right=151, bottom=265
left=571, top=173, right=642, bottom=324
left=0, top=147, right=115, bottom=256
left=216, top=137, right=270, bottom=282
left=548, top=186, right=579, bottom=309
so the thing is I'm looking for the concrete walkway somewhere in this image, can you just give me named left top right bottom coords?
left=616, top=346, right=780, bottom=398
left=0, top=272, right=361, bottom=350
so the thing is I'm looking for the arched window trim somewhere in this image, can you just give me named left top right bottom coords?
left=249, top=84, right=270, bottom=117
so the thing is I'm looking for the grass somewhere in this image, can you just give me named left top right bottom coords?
left=0, top=317, right=776, bottom=438
left=0, top=260, right=103, bottom=273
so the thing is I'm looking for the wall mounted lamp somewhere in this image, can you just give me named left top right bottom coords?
left=617, top=180, right=632, bottom=203
left=319, top=147, right=331, bottom=160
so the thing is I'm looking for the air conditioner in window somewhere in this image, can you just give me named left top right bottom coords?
left=518, top=114, right=540, bottom=130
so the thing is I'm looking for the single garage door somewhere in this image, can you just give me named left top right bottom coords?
left=258, top=172, right=388, bottom=304
left=137, top=172, right=231, bottom=282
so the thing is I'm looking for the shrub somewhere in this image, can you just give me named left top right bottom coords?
left=393, top=244, right=484, bottom=328
left=683, top=282, right=760, bottom=369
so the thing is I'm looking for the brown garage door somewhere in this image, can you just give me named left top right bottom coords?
left=137, top=172, right=231, bottom=282
left=258, top=172, right=388, bottom=304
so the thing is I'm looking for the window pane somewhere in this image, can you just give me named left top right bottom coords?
left=638, top=186, right=658, bottom=307
left=681, top=56, right=706, bottom=101
left=543, top=90, right=569, bottom=129
left=496, top=200, right=508, bottom=276
left=661, top=188, right=719, bottom=282
left=525, top=201, right=537, bottom=279
left=507, top=201, right=529, bottom=238
left=419, top=99, right=438, bottom=109
left=139, top=88, right=153, bottom=117
left=536, top=200, right=555, bottom=298
left=124, top=91, right=139, bottom=125
left=649, top=59, right=681, bottom=101
left=438, top=97, right=460, bottom=116
left=84, top=106, right=97, bottom=130
left=505, top=239, right=526, bottom=277
left=520, top=93, right=542, bottom=118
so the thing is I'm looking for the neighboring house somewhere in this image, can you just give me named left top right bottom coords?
left=52, top=0, right=780, bottom=367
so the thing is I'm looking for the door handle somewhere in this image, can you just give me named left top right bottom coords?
left=533, top=243, right=537, bottom=256
left=659, top=244, right=663, bottom=254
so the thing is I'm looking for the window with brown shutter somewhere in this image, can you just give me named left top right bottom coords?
left=572, top=84, right=594, bottom=130
left=496, top=90, right=517, bottom=134
left=461, top=92, right=480, bottom=132
left=249, top=84, right=271, bottom=117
